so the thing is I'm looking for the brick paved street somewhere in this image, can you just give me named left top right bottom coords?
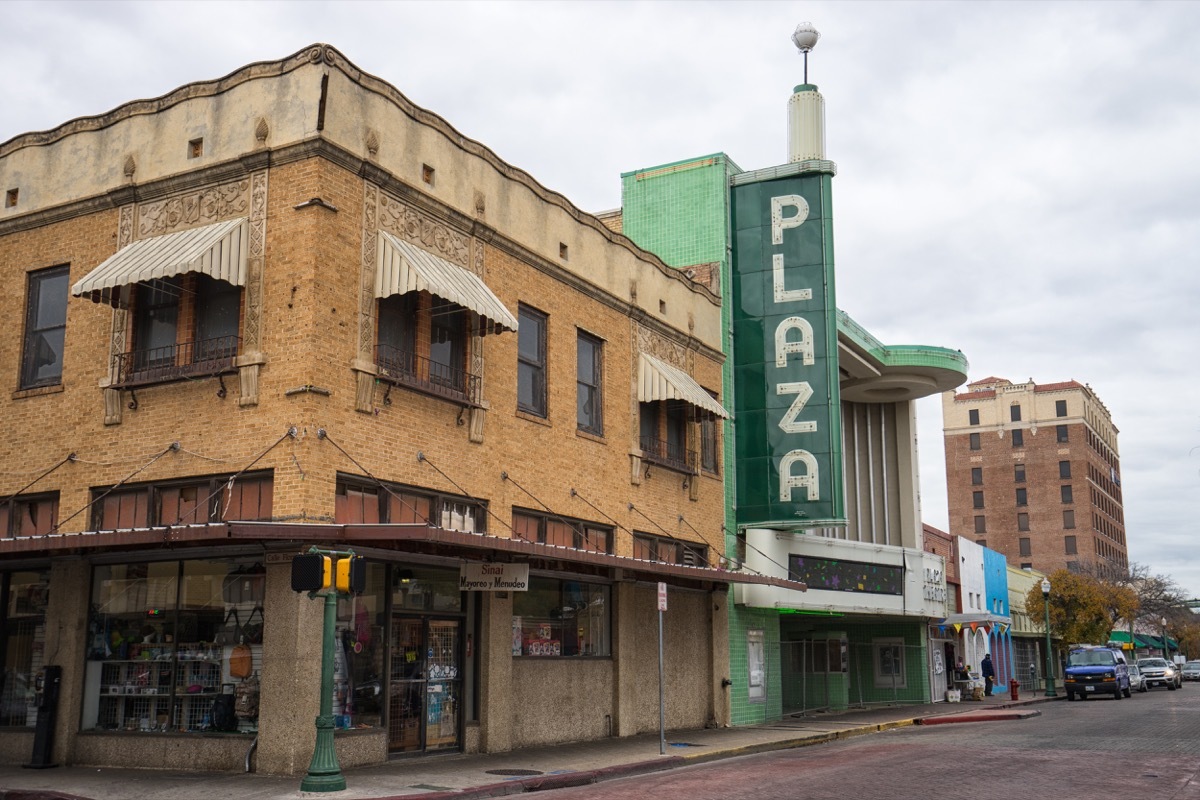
left=539, top=689, right=1200, bottom=800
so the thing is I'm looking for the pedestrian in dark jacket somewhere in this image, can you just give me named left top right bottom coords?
left=981, top=653, right=995, bottom=695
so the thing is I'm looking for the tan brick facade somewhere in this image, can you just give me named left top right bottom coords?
left=0, top=45, right=742, bottom=774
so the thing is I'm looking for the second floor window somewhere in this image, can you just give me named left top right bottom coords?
left=576, top=331, right=603, bottom=435
left=121, top=274, right=241, bottom=383
left=376, top=292, right=473, bottom=402
left=334, top=476, right=484, bottom=533
left=640, top=400, right=694, bottom=473
left=518, top=305, right=547, bottom=417
left=21, top=265, right=69, bottom=389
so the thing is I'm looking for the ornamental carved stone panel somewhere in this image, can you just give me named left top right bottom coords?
left=137, top=179, right=251, bottom=238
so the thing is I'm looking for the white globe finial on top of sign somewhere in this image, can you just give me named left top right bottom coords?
left=792, top=23, right=821, bottom=84
left=792, top=22, right=820, bottom=54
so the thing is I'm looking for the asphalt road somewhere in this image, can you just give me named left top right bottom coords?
left=539, top=686, right=1200, bottom=800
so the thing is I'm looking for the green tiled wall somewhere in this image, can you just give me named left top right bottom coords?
left=620, top=154, right=734, bottom=269
left=727, top=603, right=782, bottom=726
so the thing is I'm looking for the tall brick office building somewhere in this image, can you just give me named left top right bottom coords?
left=942, top=377, right=1126, bottom=576
left=0, top=44, right=801, bottom=774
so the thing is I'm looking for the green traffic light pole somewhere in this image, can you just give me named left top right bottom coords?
left=1041, top=578, right=1056, bottom=697
left=300, top=546, right=358, bottom=794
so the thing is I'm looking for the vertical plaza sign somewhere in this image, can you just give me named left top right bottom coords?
left=731, top=169, right=844, bottom=529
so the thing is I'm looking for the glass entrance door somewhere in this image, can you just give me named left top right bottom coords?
left=388, top=616, right=461, bottom=753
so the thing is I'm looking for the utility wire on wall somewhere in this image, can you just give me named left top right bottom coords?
left=0, top=452, right=76, bottom=509
left=316, top=429, right=432, bottom=526
left=501, top=472, right=607, bottom=551
left=416, top=451, right=512, bottom=535
left=186, top=427, right=298, bottom=524
left=52, top=442, right=181, bottom=533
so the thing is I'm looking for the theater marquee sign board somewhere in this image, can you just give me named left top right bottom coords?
left=731, top=169, right=844, bottom=530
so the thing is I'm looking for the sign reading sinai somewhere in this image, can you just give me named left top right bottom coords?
left=731, top=169, right=844, bottom=529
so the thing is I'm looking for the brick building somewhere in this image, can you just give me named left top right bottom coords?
left=0, top=44, right=802, bottom=774
left=942, top=376, right=1126, bottom=576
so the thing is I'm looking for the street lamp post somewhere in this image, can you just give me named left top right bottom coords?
left=1161, top=616, right=1169, bottom=660
left=1041, top=579, right=1056, bottom=697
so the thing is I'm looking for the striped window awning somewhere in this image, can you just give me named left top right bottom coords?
left=376, top=231, right=517, bottom=335
left=638, top=353, right=729, bottom=418
left=71, top=218, right=248, bottom=309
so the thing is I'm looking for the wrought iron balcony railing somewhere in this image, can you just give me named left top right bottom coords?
left=375, top=344, right=480, bottom=407
left=639, top=435, right=698, bottom=475
left=111, top=336, right=239, bottom=388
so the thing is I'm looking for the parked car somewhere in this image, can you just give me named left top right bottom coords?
left=1136, top=657, right=1182, bottom=690
left=1064, top=646, right=1131, bottom=700
left=1181, top=661, right=1200, bottom=682
left=1126, top=664, right=1146, bottom=693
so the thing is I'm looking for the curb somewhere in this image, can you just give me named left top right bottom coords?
left=916, top=709, right=1041, bottom=725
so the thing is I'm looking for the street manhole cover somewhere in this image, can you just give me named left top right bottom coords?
left=486, top=768, right=544, bottom=776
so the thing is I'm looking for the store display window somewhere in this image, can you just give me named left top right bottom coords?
left=83, top=558, right=264, bottom=734
left=512, top=577, right=610, bottom=657
left=1, top=570, right=49, bottom=727
left=332, top=561, right=386, bottom=729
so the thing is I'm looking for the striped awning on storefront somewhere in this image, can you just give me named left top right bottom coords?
left=376, top=230, right=517, bottom=335
left=72, top=218, right=248, bottom=308
left=638, top=353, right=729, bottom=418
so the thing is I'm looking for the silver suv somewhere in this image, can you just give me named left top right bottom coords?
left=1136, top=657, right=1181, bottom=690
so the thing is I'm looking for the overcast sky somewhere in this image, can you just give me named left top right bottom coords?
left=4, top=1, right=1198, bottom=599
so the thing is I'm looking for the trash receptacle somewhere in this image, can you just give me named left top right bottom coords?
left=1009, top=678, right=1020, bottom=701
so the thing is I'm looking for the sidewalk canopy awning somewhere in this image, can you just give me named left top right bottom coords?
left=376, top=230, right=517, bottom=335
left=72, top=218, right=248, bottom=309
left=638, top=353, right=729, bottom=419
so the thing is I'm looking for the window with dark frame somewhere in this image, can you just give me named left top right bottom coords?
left=21, top=265, right=70, bottom=389
left=1018, top=512, right=1030, bottom=531
left=1064, top=510, right=1076, bottom=529
left=1015, top=463, right=1026, bottom=482
left=0, top=493, right=59, bottom=537
left=333, top=475, right=482, bottom=533
left=971, top=467, right=983, bottom=485
left=972, top=491, right=984, bottom=509
left=512, top=509, right=611, bottom=553
left=1011, top=429, right=1024, bottom=447
left=639, top=400, right=696, bottom=473
left=969, top=432, right=981, bottom=451
left=376, top=291, right=473, bottom=402
left=117, top=274, right=242, bottom=386
left=576, top=331, right=603, bottom=435
left=1059, top=460, right=1071, bottom=479
left=89, top=472, right=273, bottom=531
left=632, top=531, right=709, bottom=567
left=1010, top=405, right=1021, bottom=422
left=700, top=408, right=720, bottom=474
left=1016, top=487, right=1028, bottom=506
left=1056, top=424, right=1069, bottom=443
left=517, top=305, right=547, bottom=417
left=1019, top=537, right=1031, bottom=556
left=1061, top=485, right=1073, bottom=504
left=1065, top=534, right=1077, bottom=554
left=1056, top=399, right=1067, bottom=417
left=974, top=515, right=986, bottom=534
left=968, top=409, right=979, bottom=426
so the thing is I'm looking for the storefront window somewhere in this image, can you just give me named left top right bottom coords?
left=333, top=562, right=385, bottom=730
left=391, top=566, right=463, bottom=613
left=512, top=577, right=610, bottom=657
left=83, top=558, right=264, bottom=734
left=1, top=571, right=49, bottom=727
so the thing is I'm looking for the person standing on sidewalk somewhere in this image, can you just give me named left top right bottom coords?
left=981, top=654, right=995, bottom=696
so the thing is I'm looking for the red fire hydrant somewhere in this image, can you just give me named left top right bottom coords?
left=1009, top=679, right=1020, bottom=700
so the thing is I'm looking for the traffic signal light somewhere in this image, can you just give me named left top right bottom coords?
left=335, top=556, right=366, bottom=594
left=291, top=553, right=331, bottom=592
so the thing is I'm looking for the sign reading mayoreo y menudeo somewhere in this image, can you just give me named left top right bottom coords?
left=731, top=168, right=844, bottom=529
left=459, top=562, right=529, bottom=591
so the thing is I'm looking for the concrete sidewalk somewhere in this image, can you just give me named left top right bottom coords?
left=0, top=692, right=1059, bottom=800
